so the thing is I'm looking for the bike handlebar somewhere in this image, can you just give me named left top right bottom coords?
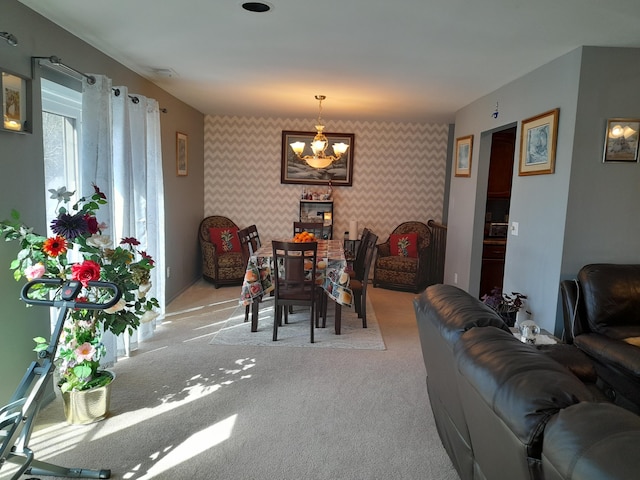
left=20, top=279, right=122, bottom=310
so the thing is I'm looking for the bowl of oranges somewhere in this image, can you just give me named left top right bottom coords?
left=293, top=231, right=316, bottom=243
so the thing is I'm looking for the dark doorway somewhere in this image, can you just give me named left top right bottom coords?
left=479, top=126, right=516, bottom=298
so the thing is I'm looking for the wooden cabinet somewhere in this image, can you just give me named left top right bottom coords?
left=480, top=242, right=506, bottom=298
left=487, top=127, right=516, bottom=198
left=299, top=200, right=333, bottom=239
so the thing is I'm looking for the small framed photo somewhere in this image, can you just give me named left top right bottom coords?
left=603, top=118, right=640, bottom=163
left=454, top=135, right=473, bottom=177
left=2, top=70, right=27, bottom=133
left=176, top=131, right=188, bottom=176
left=519, top=108, right=559, bottom=176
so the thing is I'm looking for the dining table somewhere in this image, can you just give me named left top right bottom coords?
left=239, top=239, right=354, bottom=334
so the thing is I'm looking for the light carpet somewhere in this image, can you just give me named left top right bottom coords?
left=210, top=297, right=386, bottom=350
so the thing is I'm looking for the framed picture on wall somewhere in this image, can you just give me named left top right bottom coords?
left=454, top=135, right=473, bottom=177
left=518, top=108, right=559, bottom=176
left=602, top=118, right=640, bottom=163
left=281, top=130, right=355, bottom=186
left=176, top=131, right=188, bottom=176
left=1, top=69, right=28, bottom=133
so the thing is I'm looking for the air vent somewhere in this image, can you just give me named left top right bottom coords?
left=150, top=67, right=178, bottom=78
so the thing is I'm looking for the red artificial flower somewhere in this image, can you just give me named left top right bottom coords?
left=71, top=260, right=101, bottom=287
left=42, top=236, right=68, bottom=257
left=84, top=215, right=99, bottom=234
left=140, top=250, right=155, bottom=266
left=92, top=183, right=107, bottom=199
left=121, top=237, right=141, bottom=246
left=74, top=296, right=88, bottom=309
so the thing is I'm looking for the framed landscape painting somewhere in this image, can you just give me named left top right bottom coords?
left=176, top=131, right=188, bottom=176
left=281, top=130, right=355, bottom=186
left=519, top=108, right=559, bottom=176
left=454, top=135, right=473, bottom=177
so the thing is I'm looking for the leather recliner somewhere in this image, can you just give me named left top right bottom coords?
left=416, top=283, right=640, bottom=480
left=560, top=263, right=640, bottom=412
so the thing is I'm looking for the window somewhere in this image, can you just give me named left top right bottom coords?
left=41, top=78, right=82, bottom=230
left=41, top=78, right=82, bottom=329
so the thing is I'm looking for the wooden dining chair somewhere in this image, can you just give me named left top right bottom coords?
left=237, top=225, right=262, bottom=325
left=349, top=227, right=372, bottom=280
left=272, top=240, right=318, bottom=343
left=293, top=221, right=328, bottom=240
left=349, top=231, right=378, bottom=328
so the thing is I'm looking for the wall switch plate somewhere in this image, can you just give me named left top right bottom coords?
left=511, top=222, right=519, bottom=236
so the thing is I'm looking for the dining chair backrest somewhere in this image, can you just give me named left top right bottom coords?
left=360, top=231, right=379, bottom=283
left=272, top=240, right=319, bottom=343
left=293, top=221, right=326, bottom=240
left=351, top=227, right=372, bottom=280
left=272, top=240, right=318, bottom=293
left=350, top=231, right=379, bottom=328
left=237, top=225, right=261, bottom=265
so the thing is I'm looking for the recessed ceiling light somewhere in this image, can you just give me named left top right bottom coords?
left=242, top=2, right=272, bottom=13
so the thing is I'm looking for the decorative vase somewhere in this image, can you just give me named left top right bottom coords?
left=61, top=370, right=114, bottom=425
left=499, top=309, right=518, bottom=327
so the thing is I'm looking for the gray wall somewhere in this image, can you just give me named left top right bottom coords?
left=446, top=46, right=640, bottom=336
left=562, top=47, right=640, bottom=273
left=0, top=0, right=204, bottom=404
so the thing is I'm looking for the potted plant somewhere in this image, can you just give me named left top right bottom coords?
left=481, top=287, right=527, bottom=327
left=1, top=185, right=158, bottom=424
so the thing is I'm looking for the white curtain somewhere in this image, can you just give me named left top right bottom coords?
left=80, top=74, right=118, bottom=366
left=112, top=86, right=165, bottom=353
left=80, top=78, right=165, bottom=362
left=80, top=75, right=113, bottom=204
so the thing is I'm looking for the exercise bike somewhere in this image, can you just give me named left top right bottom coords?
left=0, top=278, right=121, bottom=479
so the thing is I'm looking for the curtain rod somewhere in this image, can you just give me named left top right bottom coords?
left=32, top=57, right=168, bottom=113
left=112, top=88, right=168, bottom=113
left=33, top=56, right=96, bottom=85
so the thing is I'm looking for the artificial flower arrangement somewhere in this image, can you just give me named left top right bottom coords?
left=0, top=185, right=158, bottom=392
left=481, top=287, right=527, bottom=326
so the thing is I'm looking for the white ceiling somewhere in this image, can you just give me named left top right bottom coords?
left=18, top=0, right=640, bottom=123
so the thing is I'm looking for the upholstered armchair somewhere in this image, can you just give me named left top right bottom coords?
left=199, top=216, right=245, bottom=288
left=373, top=221, right=432, bottom=293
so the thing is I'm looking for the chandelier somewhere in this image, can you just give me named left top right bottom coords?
left=290, top=95, right=349, bottom=169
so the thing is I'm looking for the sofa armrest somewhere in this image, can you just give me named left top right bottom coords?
left=416, top=243, right=431, bottom=287
left=574, top=332, right=640, bottom=377
left=200, top=240, right=220, bottom=265
left=542, top=402, right=640, bottom=480
left=376, top=242, right=390, bottom=258
left=455, top=328, right=593, bottom=451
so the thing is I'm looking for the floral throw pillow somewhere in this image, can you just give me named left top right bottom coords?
left=209, top=227, right=241, bottom=253
left=389, top=232, right=418, bottom=258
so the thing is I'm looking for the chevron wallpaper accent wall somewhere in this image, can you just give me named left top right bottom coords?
left=204, top=116, right=449, bottom=244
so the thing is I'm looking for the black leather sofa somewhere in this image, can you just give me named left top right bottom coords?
left=560, top=263, right=640, bottom=412
left=414, top=283, right=640, bottom=480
